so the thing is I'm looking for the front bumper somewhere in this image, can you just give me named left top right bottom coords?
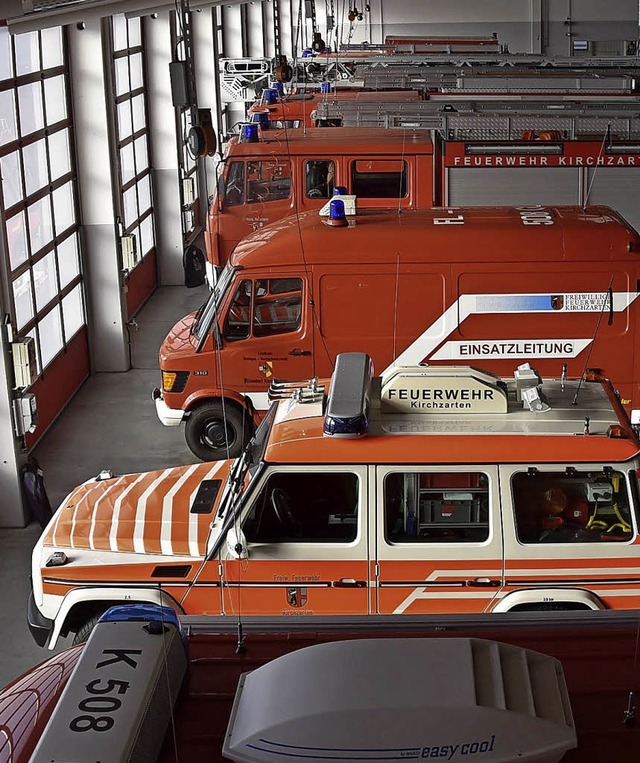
left=27, top=590, right=54, bottom=647
left=152, top=388, right=185, bottom=427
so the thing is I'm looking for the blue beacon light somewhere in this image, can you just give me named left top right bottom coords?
left=333, top=186, right=348, bottom=196
left=262, top=88, right=279, bottom=105
left=252, top=110, right=270, bottom=129
left=320, top=81, right=332, bottom=93
left=240, top=123, right=260, bottom=143
left=325, top=198, right=349, bottom=227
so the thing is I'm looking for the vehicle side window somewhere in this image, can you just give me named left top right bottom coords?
left=512, top=470, right=634, bottom=543
left=305, top=160, right=335, bottom=198
left=253, top=278, right=302, bottom=337
left=246, top=160, right=291, bottom=204
left=243, top=472, right=359, bottom=543
left=223, top=161, right=245, bottom=206
left=351, top=159, right=407, bottom=198
left=384, top=472, right=489, bottom=543
left=223, top=280, right=252, bottom=341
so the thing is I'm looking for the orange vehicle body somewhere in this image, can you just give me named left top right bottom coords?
left=29, top=355, right=640, bottom=648
left=206, top=126, right=435, bottom=275
left=157, top=204, right=640, bottom=460
left=247, top=88, right=422, bottom=128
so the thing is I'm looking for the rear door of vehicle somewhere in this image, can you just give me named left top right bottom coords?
left=374, top=464, right=504, bottom=614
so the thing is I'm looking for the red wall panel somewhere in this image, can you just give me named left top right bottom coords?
left=126, top=250, right=157, bottom=319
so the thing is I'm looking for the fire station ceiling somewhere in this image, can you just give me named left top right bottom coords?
left=4, top=0, right=259, bottom=33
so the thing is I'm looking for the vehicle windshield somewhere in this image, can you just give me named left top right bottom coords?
left=193, top=266, right=236, bottom=344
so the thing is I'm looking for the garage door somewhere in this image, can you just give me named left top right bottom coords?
left=446, top=167, right=580, bottom=206
left=585, top=168, right=640, bottom=233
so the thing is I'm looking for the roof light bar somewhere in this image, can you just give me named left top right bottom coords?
left=465, top=143, right=562, bottom=155
left=324, top=353, right=373, bottom=438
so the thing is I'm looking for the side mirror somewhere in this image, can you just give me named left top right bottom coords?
left=226, top=526, right=248, bottom=559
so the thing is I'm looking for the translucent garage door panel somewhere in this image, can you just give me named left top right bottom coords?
left=586, top=168, right=640, bottom=234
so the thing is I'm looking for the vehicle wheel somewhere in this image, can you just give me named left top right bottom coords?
left=185, top=401, right=254, bottom=461
left=72, top=614, right=102, bottom=645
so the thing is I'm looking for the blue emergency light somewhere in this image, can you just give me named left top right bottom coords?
left=270, top=81, right=285, bottom=95
left=262, top=88, right=279, bottom=104
left=321, top=81, right=332, bottom=93
left=240, top=123, right=260, bottom=142
left=99, top=603, right=180, bottom=628
left=333, top=186, right=348, bottom=196
left=323, top=352, right=373, bottom=438
left=325, top=198, right=348, bottom=227
left=252, top=110, right=270, bottom=129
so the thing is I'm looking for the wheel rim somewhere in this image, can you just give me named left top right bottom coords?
left=202, top=417, right=236, bottom=450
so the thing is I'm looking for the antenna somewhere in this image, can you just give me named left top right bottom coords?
left=583, top=124, right=611, bottom=209
left=393, top=253, right=400, bottom=361
left=572, top=274, right=615, bottom=406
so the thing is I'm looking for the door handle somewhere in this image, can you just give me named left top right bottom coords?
left=466, top=578, right=501, bottom=587
left=332, top=578, right=367, bottom=588
left=288, top=348, right=311, bottom=356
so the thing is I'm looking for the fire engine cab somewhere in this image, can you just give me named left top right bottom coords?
left=29, top=353, right=640, bottom=648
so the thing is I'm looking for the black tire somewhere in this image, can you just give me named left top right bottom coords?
left=185, top=401, right=254, bottom=461
left=72, top=614, right=102, bottom=645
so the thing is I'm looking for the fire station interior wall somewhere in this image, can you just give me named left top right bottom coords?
left=446, top=168, right=579, bottom=207
left=364, top=0, right=638, bottom=55
left=585, top=169, right=640, bottom=234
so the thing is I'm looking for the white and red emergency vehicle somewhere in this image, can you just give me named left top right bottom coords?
left=156, top=204, right=640, bottom=460
left=29, top=353, right=640, bottom=649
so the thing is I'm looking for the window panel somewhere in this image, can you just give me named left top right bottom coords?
left=123, top=185, right=138, bottom=228
left=137, top=174, right=151, bottom=214
left=34, top=250, right=58, bottom=311
left=28, top=196, right=54, bottom=253
left=41, top=28, right=63, bottom=69
left=57, top=233, right=80, bottom=289
left=120, top=142, right=135, bottom=184
left=139, top=214, right=154, bottom=256
left=13, top=270, right=34, bottom=330
left=52, top=182, right=75, bottom=235
left=62, top=284, right=85, bottom=339
left=127, top=19, right=141, bottom=48
left=23, top=138, right=48, bottom=196
left=131, top=94, right=146, bottom=133
left=43, top=75, right=67, bottom=125
left=1, top=152, right=23, bottom=208
left=117, top=99, right=132, bottom=138
left=0, top=27, right=13, bottom=81
left=14, top=32, right=39, bottom=76
left=0, top=90, right=18, bottom=146
left=253, top=278, right=302, bottom=337
left=48, top=129, right=71, bottom=182
left=114, top=56, right=130, bottom=97
left=134, top=135, right=148, bottom=172
left=7, top=211, right=29, bottom=269
left=512, top=470, right=633, bottom=543
left=384, top=472, right=490, bottom=543
left=39, top=305, right=63, bottom=368
left=129, top=53, right=143, bottom=91
left=112, top=15, right=129, bottom=51
left=18, top=81, right=45, bottom=136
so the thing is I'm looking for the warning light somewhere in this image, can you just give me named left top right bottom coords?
left=240, top=123, right=260, bottom=143
left=325, top=198, right=348, bottom=227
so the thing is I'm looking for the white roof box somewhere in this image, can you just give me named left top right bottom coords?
left=224, top=637, right=576, bottom=763
left=381, top=364, right=508, bottom=415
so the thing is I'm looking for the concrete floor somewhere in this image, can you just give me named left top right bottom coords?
left=0, top=284, right=208, bottom=688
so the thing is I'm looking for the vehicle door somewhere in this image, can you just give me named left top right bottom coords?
left=221, top=466, right=370, bottom=615
left=500, top=463, right=640, bottom=611
left=374, top=465, right=504, bottom=615
left=218, top=275, right=313, bottom=411
left=217, top=159, right=292, bottom=263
